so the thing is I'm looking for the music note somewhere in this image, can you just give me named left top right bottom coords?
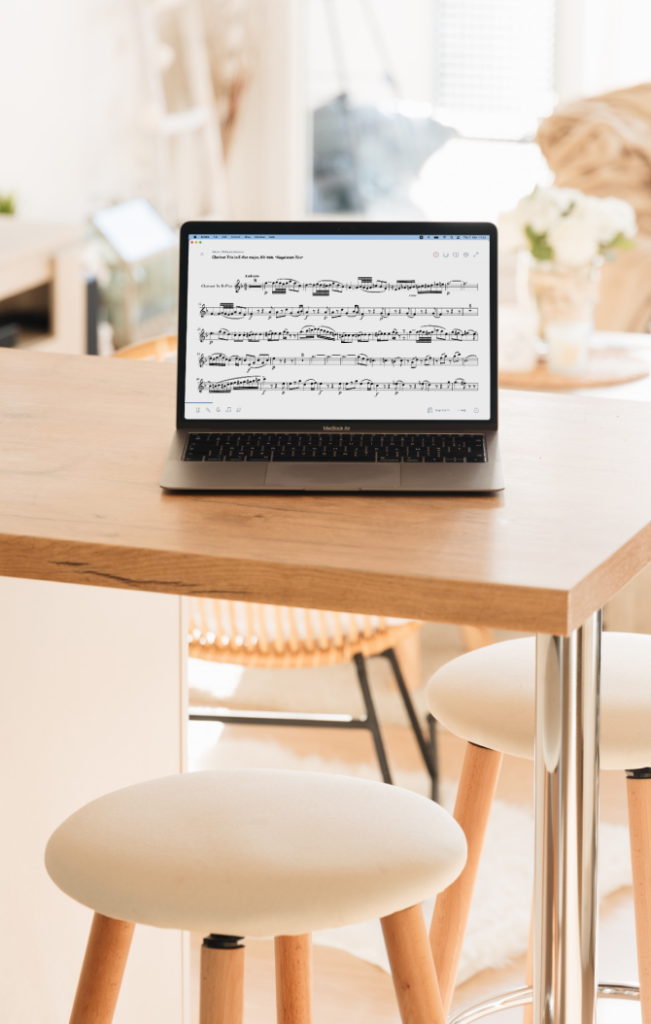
left=198, top=326, right=479, bottom=345
left=197, top=377, right=479, bottom=395
left=211, top=276, right=479, bottom=297
left=197, top=351, right=479, bottom=370
left=199, top=304, right=479, bottom=321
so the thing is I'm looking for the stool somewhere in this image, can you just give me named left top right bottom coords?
left=46, top=768, right=467, bottom=1024
left=425, top=633, right=651, bottom=1021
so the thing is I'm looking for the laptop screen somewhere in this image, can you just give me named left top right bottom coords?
left=180, top=227, right=495, bottom=427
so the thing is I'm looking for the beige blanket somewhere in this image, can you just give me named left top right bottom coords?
left=537, top=83, right=651, bottom=332
left=537, top=83, right=651, bottom=232
left=594, top=236, right=651, bottom=333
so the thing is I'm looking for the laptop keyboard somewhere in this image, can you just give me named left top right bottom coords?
left=184, top=432, right=487, bottom=463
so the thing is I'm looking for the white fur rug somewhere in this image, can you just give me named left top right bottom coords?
left=189, top=720, right=633, bottom=984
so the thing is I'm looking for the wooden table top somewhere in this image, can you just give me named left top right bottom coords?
left=2, top=348, right=651, bottom=636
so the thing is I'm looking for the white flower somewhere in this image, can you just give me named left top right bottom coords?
left=514, top=187, right=580, bottom=235
left=547, top=216, right=600, bottom=267
left=566, top=195, right=621, bottom=247
left=597, top=196, right=637, bottom=240
left=498, top=209, right=527, bottom=252
left=502, top=187, right=637, bottom=266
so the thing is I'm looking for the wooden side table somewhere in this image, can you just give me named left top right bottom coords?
left=500, top=329, right=651, bottom=396
left=0, top=217, right=85, bottom=355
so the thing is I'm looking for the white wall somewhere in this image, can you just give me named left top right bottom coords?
left=0, top=0, right=300, bottom=224
left=0, top=0, right=151, bottom=223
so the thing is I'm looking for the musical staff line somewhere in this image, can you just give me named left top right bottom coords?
left=197, top=377, right=479, bottom=395
left=197, top=352, right=479, bottom=370
left=198, top=326, right=478, bottom=345
left=219, top=276, right=479, bottom=297
left=199, top=304, right=478, bottom=321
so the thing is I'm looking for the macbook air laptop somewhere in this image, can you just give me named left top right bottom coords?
left=161, top=220, right=504, bottom=492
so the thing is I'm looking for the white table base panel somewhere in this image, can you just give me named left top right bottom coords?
left=0, top=577, right=189, bottom=1024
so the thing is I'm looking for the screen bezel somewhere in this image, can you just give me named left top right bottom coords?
left=176, top=220, right=498, bottom=433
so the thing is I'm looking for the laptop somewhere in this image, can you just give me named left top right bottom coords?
left=161, top=220, right=504, bottom=492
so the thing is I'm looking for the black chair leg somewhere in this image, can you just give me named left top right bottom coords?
left=427, top=713, right=439, bottom=803
left=382, top=647, right=439, bottom=802
left=353, top=653, right=393, bottom=784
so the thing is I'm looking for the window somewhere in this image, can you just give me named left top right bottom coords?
left=433, top=0, right=557, bottom=140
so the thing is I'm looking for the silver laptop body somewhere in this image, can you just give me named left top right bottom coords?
left=161, top=221, right=504, bottom=493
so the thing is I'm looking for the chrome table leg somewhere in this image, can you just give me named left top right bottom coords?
left=534, top=612, right=601, bottom=1024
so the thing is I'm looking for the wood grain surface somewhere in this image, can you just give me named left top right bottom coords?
left=199, top=944, right=244, bottom=1024
left=626, top=778, right=651, bottom=1023
left=430, top=744, right=503, bottom=1013
left=2, top=349, right=651, bottom=635
left=382, top=905, right=446, bottom=1024
left=274, top=935, right=313, bottom=1024
left=69, top=913, right=135, bottom=1024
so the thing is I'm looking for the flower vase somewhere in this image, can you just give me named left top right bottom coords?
left=528, top=261, right=601, bottom=376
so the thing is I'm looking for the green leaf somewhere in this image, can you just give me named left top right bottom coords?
left=525, top=225, right=554, bottom=262
left=604, top=232, right=635, bottom=252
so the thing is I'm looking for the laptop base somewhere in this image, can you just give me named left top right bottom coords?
left=160, top=431, right=504, bottom=492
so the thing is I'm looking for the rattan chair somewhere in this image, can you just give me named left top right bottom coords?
left=112, top=336, right=439, bottom=796
left=187, top=598, right=437, bottom=793
left=112, top=333, right=177, bottom=362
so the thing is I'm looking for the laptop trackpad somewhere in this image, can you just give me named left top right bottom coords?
left=265, top=463, right=401, bottom=490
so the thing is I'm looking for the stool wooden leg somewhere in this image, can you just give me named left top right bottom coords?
left=627, top=772, right=651, bottom=1024
left=382, top=904, right=446, bottom=1024
left=69, top=913, right=134, bottom=1024
left=429, top=742, right=503, bottom=1014
left=274, top=934, right=312, bottom=1024
left=200, top=936, right=245, bottom=1024
left=393, top=629, right=423, bottom=691
left=459, top=625, right=495, bottom=652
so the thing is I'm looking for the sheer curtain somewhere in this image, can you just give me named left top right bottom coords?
left=557, top=0, right=651, bottom=103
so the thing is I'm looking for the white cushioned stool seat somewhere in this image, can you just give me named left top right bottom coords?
left=427, top=632, right=651, bottom=770
left=46, top=768, right=467, bottom=936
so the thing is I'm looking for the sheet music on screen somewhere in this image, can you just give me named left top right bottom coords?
left=185, top=232, right=491, bottom=422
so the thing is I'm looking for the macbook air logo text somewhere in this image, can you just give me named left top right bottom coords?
left=322, top=425, right=350, bottom=431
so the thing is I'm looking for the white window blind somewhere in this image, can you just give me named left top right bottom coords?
left=433, top=0, right=556, bottom=140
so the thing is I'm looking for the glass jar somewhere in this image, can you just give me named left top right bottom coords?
left=528, top=260, right=601, bottom=376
